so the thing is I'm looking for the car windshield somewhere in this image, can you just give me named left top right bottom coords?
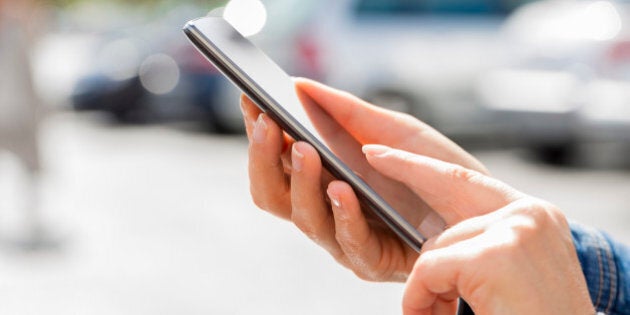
left=355, top=0, right=537, bottom=16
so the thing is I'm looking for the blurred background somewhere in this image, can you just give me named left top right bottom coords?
left=1, top=0, right=630, bottom=314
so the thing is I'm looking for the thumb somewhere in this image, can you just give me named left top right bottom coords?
left=363, top=144, right=523, bottom=225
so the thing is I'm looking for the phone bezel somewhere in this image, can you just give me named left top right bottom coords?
left=183, top=17, right=426, bottom=252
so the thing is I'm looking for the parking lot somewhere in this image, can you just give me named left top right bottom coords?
left=0, top=112, right=628, bottom=315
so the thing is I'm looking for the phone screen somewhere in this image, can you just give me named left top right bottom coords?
left=184, top=17, right=445, bottom=251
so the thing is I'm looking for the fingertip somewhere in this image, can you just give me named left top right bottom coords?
left=291, top=141, right=318, bottom=173
left=239, top=93, right=248, bottom=105
left=326, top=181, right=347, bottom=211
left=362, top=144, right=392, bottom=157
left=294, top=77, right=317, bottom=99
left=292, top=76, right=310, bottom=84
left=252, top=114, right=269, bottom=144
left=362, top=144, right=404, bottom=175
left=294, top=77, right=351, bottom=112
left=293, top=76, right=321, bottom=92
left=250, top=114, right=285, bottom=160
left=291, top=141, right=320, bottom=172
left=293, top=141, right=317, bottom=157
left=402, top=259, right=437, bottom=315
left=241, top=94, right=261, bottom=136
left=291, top=142, right=304, bottom=173
left=240, top=94, right=258, bottom=114
left=326, top=180, right=369, bottom=235
left=326, top=181, right=363, bottom=227
left=326, top=180, right=353, bottom=200
left=294, top=79, right=319, bottom=112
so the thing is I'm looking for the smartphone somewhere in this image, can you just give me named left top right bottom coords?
left=183, top=17, right=444, bottom=252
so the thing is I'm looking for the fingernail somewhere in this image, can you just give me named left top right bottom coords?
left=362, top=144, right=390, bottom=157
left=241, top=103, right=254, bottom=129
left=292, top=143, right=304, bottom=172
left=239, top=98, right=246, bottom=115
left=253, top=114, right=267, bottom=143
left=327, top=188, right=342, bottom=209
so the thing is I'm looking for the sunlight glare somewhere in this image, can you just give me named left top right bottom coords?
left=222, top=0, right=267, bottom=37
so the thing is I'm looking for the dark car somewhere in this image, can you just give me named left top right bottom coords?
left=70, top=11, right=244, bottom=133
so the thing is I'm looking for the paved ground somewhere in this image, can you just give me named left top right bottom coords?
left=0, top=112, right=628, bottom=315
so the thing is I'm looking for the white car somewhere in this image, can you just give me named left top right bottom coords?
left=292, top=0, right=538, bottom=138
left=477, top=0, right=630, bottom=163
left=216, top=0, right=536, bottom=138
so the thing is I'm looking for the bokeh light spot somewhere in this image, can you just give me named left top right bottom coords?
left=139, top=54, right=180, bottom=95
left=223, top=0, right=267, bottom=37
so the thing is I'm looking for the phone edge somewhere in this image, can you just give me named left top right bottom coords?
left=183, top=18, right=426, bottom=252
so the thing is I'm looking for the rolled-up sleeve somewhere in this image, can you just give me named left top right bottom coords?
left=570, top=222, right=630, bottom=315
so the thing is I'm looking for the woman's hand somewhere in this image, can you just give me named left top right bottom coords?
left=241, top=78, right=487, bottom=282
left=363, top=145, right=594, bottom=315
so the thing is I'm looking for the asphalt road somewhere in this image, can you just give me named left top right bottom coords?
left=0, top=112, right=628, bottom=315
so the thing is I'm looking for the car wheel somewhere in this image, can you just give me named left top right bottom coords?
left=529, top=142, right=578, bottom=166
left=210, top=114, right=245, bottom=134
left=108, top=77, right=149, bottom=123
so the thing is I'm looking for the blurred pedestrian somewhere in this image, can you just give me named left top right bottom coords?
left=0, top=0, right=50, bottom=249
left=240, top=78, right=629, bottom=315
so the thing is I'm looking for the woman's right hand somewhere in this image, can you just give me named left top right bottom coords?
left=240, top=78, right=488, bottom=282
left=363, top=145, right=593, bottom=315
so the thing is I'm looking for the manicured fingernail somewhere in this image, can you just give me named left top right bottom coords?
left=362, top=144, right=390, bottom=157
left=292, top=143, right=304, bottom=172
left=239, top=98, right=246, bottom=114
left=253, top=114, right=267, bottom=143
left=241, top=103, right=254, bottom=129
left=327, top=188, right=342, bottom=209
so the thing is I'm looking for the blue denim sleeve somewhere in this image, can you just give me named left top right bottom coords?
left=570, top=222, right=630, bottom=315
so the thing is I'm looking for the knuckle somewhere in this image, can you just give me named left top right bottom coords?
left=335, top=239, right=391, bottom=282
left=249, top=185, right=289, bottom=216
left=419, top=237, right=437, bottom=255
left=291, top=210, right=320, bottom=241
left=515, top=198, right=572, bottom=247
left=252, top=199, right=267, bottom=211
left=249, top=188, right=268, bottom=211
left=539, top=201, right=568, bottom=227
left=330, top=250, right=348, bottom=266
left=341, top=251, right=385, bottom=282
left=350, top=265, right=384, bottom=282
left=338, top=233, right=361, bottom=251
left=488, top=199, right=563, bottom=256
left=415, top=251, right=437, bottom=274
left=445, top=165, right=480, bottom=184
left=513, top=197, right=567, bottom=230
left=352, top=269, right=375, bottom=281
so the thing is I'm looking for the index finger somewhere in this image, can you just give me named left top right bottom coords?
left=363, top=144, right=523, bottom=225
left=295, top=78, right=417, bottom=147
left=294, top=78, right=487, bottom=173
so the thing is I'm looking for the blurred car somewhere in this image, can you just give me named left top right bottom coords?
left=70, top=5, right=245, bottom=133
left=283, top=0, right=538, bottom=138
left=70, top=0, right=543, bottom=137
left=477, top=0, right=630, bottom=163
left=68, top=0, right=326, bottom=133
